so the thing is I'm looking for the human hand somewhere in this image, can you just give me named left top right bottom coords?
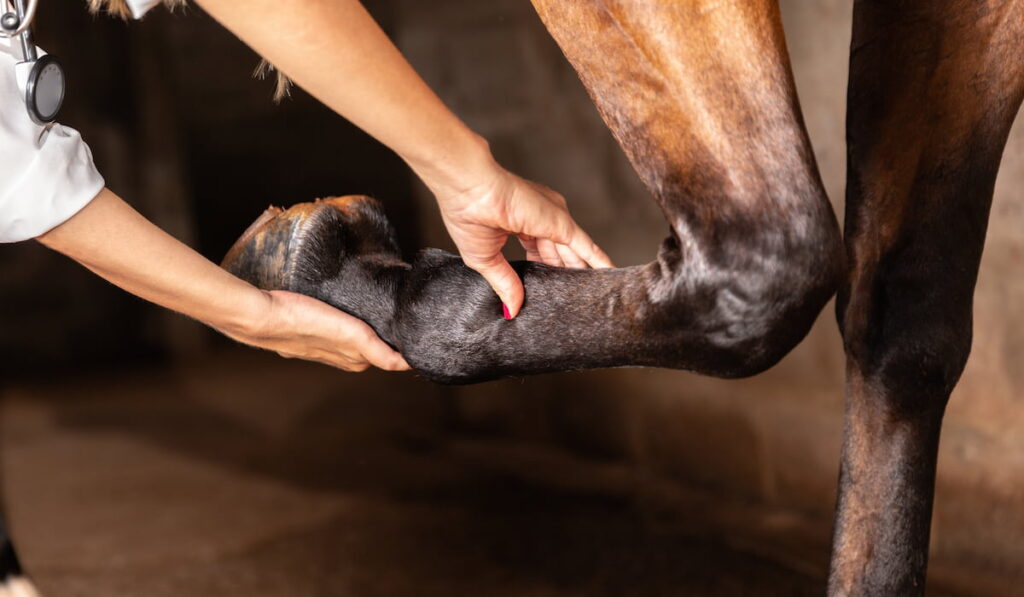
left=219, top=289, right=410, bottom=372
left=35, top=188, right=409, bottom=374
left=427, top=157, right=613, bottom=318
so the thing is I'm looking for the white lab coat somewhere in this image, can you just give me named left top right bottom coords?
left=0, top=0, right=163, bottom=243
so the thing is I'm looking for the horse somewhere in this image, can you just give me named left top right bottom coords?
left=222, top=1, right=1024, bottom=594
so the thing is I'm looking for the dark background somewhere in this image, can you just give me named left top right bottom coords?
left=0, top=1, right=1021, bottom=595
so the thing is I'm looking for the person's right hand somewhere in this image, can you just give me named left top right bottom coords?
left=218, top=289, right=410, bottom=372
left=434, top=166, right=613, bottom=318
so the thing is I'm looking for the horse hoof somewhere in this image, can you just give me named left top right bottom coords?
left=221, top=195, right=401, bottom=290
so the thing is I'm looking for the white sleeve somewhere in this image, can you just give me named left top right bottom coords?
left=0, top=48, right=104, bottom=243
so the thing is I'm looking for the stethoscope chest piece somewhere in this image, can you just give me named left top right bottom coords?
left=2, top=0, right=63, bottom=124
left=25, top=53, right=63, bottom=124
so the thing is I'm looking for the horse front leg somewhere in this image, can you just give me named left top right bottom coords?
left=830, top=2, right=1024, bottom=594
left=224, top=0, right=844, bottom=383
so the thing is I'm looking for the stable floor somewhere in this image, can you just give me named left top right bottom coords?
left=0, top=349, right=962, bottom=596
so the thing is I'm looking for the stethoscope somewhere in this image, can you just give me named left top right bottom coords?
left=0, top=0, right=65, bottom=124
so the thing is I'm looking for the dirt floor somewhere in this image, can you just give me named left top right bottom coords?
left=0, top=349, right=969, bottom=596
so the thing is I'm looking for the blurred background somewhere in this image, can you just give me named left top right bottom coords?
left=1, top=0, right=1022, bottom=595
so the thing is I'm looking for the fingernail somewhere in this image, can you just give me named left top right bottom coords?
left=502, top=304, right=511, bottom=320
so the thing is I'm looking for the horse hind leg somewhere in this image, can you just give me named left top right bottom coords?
left=830, top=2, right=1024, bottom=594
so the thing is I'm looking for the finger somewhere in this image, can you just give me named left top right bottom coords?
left=508, top=187, right=575, bottom=246
left=520, top=192, right=614, bottom=268
left=322, top=308, right=404, bottom=370
left=342, top=361, right=370, bottom=373
left=326, top=354, right=371, bottom=372
left=360, top=332, right=413, bottom=371
left=536, top=238, right=564, bottom=267
left=277, top=349, right=367, bottom=372
left=555, top=242, right=588, bottom=269
left=330, top=323, right=407, bottom=371
left=283, top=347, right=366, bottom=371
left=530, top=206, right=576, bottom=247
left=517, top=196, right=601, bottom=266
left=566, top=226, right=615, bottom=269
left=465, top=254, right=524, bottom=318
left=518, top=234, right=543, bottom=262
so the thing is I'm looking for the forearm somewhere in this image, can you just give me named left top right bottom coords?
left=37, top=187, right=266, bottom=336
left=193, top=0, right=492, bottom=190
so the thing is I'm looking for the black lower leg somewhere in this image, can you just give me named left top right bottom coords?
left=830, top=2, right=1024, bottom=594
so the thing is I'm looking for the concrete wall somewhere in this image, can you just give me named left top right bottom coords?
left=395, top=1, right=1024, bottom=592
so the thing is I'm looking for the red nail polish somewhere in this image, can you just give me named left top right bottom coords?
left=502, top=304, right=511, bottom=320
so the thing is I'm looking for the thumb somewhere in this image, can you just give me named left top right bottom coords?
left=468, top=255, right=525, bottom=319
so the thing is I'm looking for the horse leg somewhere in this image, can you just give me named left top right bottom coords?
left=0, top=522, right=37, bottom=596
left=829, top=2, right=1024, bottom=594
left=224, top=0, right=845, bottom=384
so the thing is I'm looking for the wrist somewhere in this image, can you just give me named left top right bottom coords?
left=403, top=130, right=500, bottom=199
left=213, top=286, right=275, bottom=340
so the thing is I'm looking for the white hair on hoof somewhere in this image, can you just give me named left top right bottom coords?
left=0, top=576, right=40, bottom=597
